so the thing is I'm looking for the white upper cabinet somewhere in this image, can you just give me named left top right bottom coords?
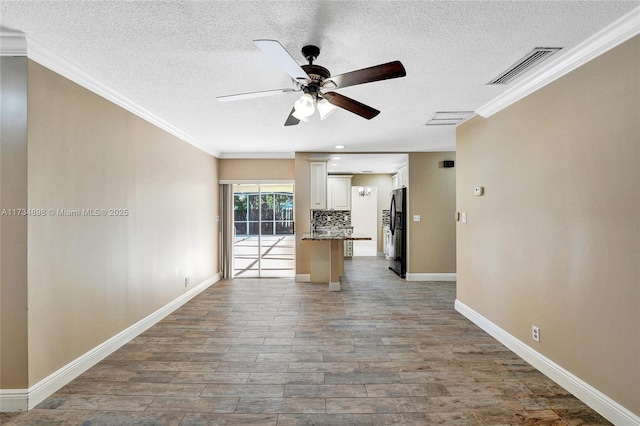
left=393, top=165, right=407, bottom=189
left=309, top=161, right=328, bottom=209
left=327, top=175, right=352, bottom=210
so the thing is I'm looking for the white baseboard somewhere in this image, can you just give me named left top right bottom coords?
left=0, top=389, right=28, bottom=412
left=295, top=274, right=310, bottom=283
left=0, top=273, right=221, bottom=412
left=454, top=299, right=640, bottom=426
left=406, top=273, right=456, bottom=282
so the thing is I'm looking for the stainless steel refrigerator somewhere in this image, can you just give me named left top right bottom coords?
left=388, top=187, right=406, bottom=278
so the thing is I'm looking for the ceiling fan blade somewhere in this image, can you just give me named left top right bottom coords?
left=284, top=107, right=300, bottom=126
left=253, top=39, right=310, bottom=83
left=216, top=88, right=299, bottom=102
left=322, top=92, right=380, bottom=120
left=323, top=61, right=406, bottom=89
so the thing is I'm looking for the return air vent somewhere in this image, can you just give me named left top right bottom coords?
left=488, top=47, right=562, bottom=85
left=425, top=111, right=475, bottom=126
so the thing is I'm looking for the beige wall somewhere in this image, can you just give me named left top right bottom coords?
left=219, top=158, right=294, bottom=181
left=351, top=174, right=393, bottom=253
left=1, top=56, right=29, bottom=389
left=456, top=36, right=639, bottom=415
left=407, top=152, right=457, bottom=274
left=26, top=61, right=220, bottom=385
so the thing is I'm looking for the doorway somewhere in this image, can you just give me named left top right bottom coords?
left=351, top=186, right=378, bottom=256
left=232, top=183, right=295, bottom=278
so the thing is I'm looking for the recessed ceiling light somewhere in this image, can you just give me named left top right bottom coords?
left=331, top=163, right=338, bottom=166
left=335, top=145, right=345, bottom=149
left=333, top=157, right=341, bottom=160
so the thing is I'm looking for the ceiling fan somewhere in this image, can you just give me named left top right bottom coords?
left=217, top=40, right=406, bottom=126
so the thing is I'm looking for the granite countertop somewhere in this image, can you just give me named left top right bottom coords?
left=302, top=231, right=372, bottom=241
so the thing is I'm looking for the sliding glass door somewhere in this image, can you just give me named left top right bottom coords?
left=233, top=184, right=294, bottom=278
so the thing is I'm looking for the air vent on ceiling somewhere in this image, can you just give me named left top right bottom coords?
left=488, top=47, right=562, bottom=85
left=425, top=111, right=475, bottom=126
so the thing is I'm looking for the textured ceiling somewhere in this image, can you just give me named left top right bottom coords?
left=1, top=1, right=638, bottom=171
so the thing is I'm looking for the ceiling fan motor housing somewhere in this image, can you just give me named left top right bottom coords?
left=301, top=64, right=330, bottom=97
left=300, top=45, right=331, bottom=97
left=301, top=64, right=330, bottom=80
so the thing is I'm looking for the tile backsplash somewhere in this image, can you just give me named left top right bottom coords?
left=312, top=210, right=351, bottom=230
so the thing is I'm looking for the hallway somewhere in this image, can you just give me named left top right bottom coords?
left=2, top=258, right=609, bottom=425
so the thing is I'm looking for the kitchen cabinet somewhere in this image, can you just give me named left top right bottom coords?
left=302, top=232, right=372, bottom=291
left=309, top=161, right=328, bottom=209
left=327, top=175, right=352, bottom=210
left=393, top=165, right=407, bottom=189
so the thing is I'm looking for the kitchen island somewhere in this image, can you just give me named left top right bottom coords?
left=301, top=231, right=372, bottom=291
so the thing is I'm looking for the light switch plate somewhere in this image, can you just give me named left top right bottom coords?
left=413, top=215, right=421, bottom=222
left=462, top=212, right=467, bottom=224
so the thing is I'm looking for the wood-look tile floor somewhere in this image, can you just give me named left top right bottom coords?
left=2, top=257, right=610, bottom=425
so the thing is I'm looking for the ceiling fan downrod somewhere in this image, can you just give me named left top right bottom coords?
left=300, top=45, right=331, bottom=89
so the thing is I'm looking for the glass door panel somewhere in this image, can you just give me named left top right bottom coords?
left=233, top=184, right=260, bottom=277
left=233, top=183, right=294, bottom=278
left=259, top=184, right=294, bottom=278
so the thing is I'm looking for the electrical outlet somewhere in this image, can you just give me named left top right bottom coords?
left=185, top=277, right=189, bottom=287
left=532, top=325, right=540, bottom=342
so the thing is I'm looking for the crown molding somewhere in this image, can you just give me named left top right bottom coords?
left=0, top=32, right=27, bottom=56
left=477, top=6, right=640, bottom=118
left=23, top=37, right=220, bottom=158
left=217, top=152, right=295, bottom=159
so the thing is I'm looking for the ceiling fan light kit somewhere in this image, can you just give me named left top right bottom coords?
left=317, top=98, right=338, bottom=120
left=291, top=109, right=311, bottom=122
left=293, top=93, right=315, bottom=118
left=217, top=40, right=406, bottom=126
